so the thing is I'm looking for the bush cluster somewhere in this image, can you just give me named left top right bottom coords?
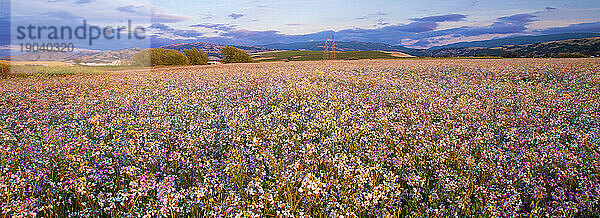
left=130, top=47, right=252, bottom=66
left=501, top=51, right=521, bottom=58
left=183, top=48, right=209, bottom=65
left=131, top=48, right=210, bottom=67
left=221, top=46, right=253, bottom=63
left=0, top=62, right=10, bottom=76
left=130, top=48, right=188, bottom=66
left=555, top=53, right=588, bottom=58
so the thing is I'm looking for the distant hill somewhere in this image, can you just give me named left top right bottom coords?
left=160, top=42, right=276, bottom=58
left=78, top=48, right=143, bottom=62
left=264, top=37, right=600, bottom=57
left=263, top=41, right=400, bottom=51
left=431, top=33, right=600, bottom=49
left=4, top=34, right=598, bottom=62
left=253, top=50, right=413, bottom=62
left=429, top=37, right=600, bottom=57
left=4, top=43, right=275, bottom=62
left=262, top=41, right=428, bottom=56
left=2, top=51, right=94, bottom=61
left=3, top=48, right=143, bottom=63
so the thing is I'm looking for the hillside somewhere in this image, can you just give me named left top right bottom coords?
left=429, top=37, right=600, bottom=57
left=78, top=48, right=143, bottom=63
left=3, top=42, right=275, bottom=63
left=430, top=33, right=600, bottom=49
left=262, top=41, right=428, bottom=56
left=261, top=34, right=600, bottom=57
left=253, top=50, right=413, bottom=62
left=160, top=42, right=276, bottom=58
left=3, top=35, right=598, bottom=63
left=3, top=48, right=142, bottom=63
left=2, top=51, right=96, bottom=61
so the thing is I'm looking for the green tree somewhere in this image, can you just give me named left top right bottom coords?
left=72, top=58, right=83, bottom=65
left=556, top=53, right=587, bottom=58
left=130, top=48, right=189, bottom=66
left=220, top=46, right=253, bottom=63
left=501, top=52, right=521, bottom=58
left=183, top=48, right=209, bottom=65
left=0, top=62, right=10, bottom=76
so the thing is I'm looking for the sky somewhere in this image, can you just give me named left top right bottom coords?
left=1, top=0, right=599, bottom=56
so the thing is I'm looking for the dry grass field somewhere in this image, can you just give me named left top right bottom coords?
left=0, top=59, right=599, bottom=217
left=6, top=61, right=67, bottom=66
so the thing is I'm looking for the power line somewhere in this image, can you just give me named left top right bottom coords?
left=323, top=35, right=335, bottom=60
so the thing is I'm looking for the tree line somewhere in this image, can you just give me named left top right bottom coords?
left=501, top=51, right=591, bottom=58
left=0, top=62, right=10, bottom=76
left=130, top=46, right=253, bottom=67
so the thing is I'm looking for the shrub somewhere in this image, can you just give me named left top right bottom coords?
left=501, top=52, right=521, bottom=58
left=555, top=53, right=587, bottom=58
left=183, top=48, right=209, bottom=65
left=221, top=46, right=253, bottom=63
left=0, top=62, right=10, bottom=76
left=130, top=48, right=189, bottom=67
left=72, top=58, right=83, bottom=65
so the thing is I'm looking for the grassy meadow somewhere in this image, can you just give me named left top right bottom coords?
left=0, top=59, right=599, bottom=217
left=253, top=51, right=414, bottom=62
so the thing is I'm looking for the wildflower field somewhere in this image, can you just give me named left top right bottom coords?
left=1, top=59, right=599, bottom=217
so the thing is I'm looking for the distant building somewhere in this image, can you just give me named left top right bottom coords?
left=79, top=60, right=123, bottom=66
left=208, top=56, right=221, bottom=65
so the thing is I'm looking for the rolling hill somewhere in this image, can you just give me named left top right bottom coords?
left=429, top=37, right=600, bottom=57
left=261, top=33, right=600, bottom=57
left=3, top=42, right=275, bottom=62
left=3, top=34, right=598, bottom=63
left=3, top=50, right=95, bottom=61
left=2, top=48, right=142, bottom=62
left=430, top=33, right=600, bottom=49
left=159, top=42, right=276, bottom=58
left=262, top=41, right=428, bottom=56
left=253, top=50, right=413, bottom=62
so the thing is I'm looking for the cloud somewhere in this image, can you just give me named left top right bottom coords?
left=229, top=13, right=244, bottom=19
left=191, top=23, right=236, bottom=31
left=357, top=12, right=387, bottom=20
left=43, top=11, right=82, bottom=20
left=74, top=0, right=93, bottom=4
left=116, top=5, right=148, bottom=15
left=450, top=13, right=537, bottom=37
left=172, top=30, right=203, bottom=38
left=357, top=12, right=393, bottom=26
left=219, top=29, right=288, bottom=44
left=286, top=23, right=306, bottom=26
left=151, top=13, right=190, bottom=23
left=411, top=14, right=467, bottom=22
left=498, top=14, right=537, bottom=24
left=148, top=14, right=470, bottom=46
left=148, top=23, right=174, bottom=31
left=390, top=14, right=468, bottom=33
left=147, top=11, right=595, bottom=50
left=149, top=23, right=203, bottom=38
left=376, top=19, right=390, bottom=26
left=537, top=21, right=600, bottom=34
left=394, top=21, right=439, bottom=32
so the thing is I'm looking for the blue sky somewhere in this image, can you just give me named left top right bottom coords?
left=150, top=0, right=600, bottom=47
left=2, top=0, right=600, bottom=55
